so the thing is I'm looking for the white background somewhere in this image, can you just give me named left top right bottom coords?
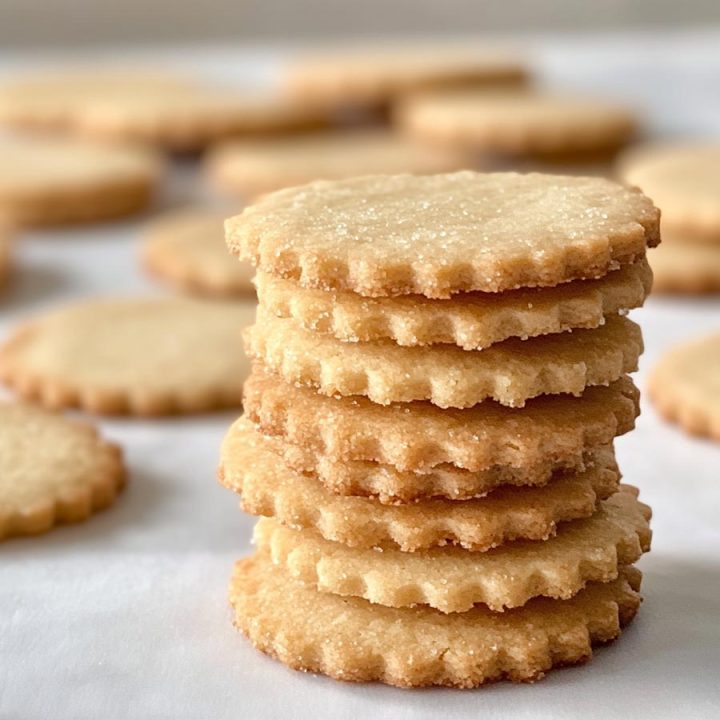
left=1, top=33, right=720, bottom=720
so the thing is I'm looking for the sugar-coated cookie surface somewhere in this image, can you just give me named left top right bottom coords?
left=649, top=332, right=720, bottom=441
left=283, top=47, right=528, bottom=108
left=254, top=486, right=651, bottom=612
left=618, top=143, right=720, bottom=240
left=0, top=403, right=125, bottom=539
left=230, top=557, right=641, bottom=687
left=208, top=130, right=469, bottom=198
left=219, top=422, right=619, bottom=552
left=0, top=135, right=162, bottom=226
left=396, top=91, right=637, bottom=156
left=142, top=209, right=255, bottom=296
left=246, top=312, right=642, bottom=408
left=244, top=366, right=640, bottom=473
left=255, top=259, right=652, bottom=349
left=226, top=418, right=612, bottom=503
left=228, top=171, right=660, bottom=298
left=0, top=297, right=255, bottom=415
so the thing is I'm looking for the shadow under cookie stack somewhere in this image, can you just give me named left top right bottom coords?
left=218, top=171, right=659, bottom=688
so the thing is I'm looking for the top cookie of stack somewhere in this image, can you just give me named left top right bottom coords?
left=230, top=171, right=658, bottom=299
left=223, top=170, right=658, bottom=687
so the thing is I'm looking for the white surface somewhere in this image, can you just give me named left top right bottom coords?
left=2, top=34, right=720, bottom=720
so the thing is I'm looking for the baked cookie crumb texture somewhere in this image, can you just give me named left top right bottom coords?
left=216, top=170, right=655, bottom=687
left=229, top=557, right=642, bottom=688
left=0, top=402, right=126, bottom=540
left=0, top=297, right=255, bottom=416
left=226, top=171, right=659, bottom=298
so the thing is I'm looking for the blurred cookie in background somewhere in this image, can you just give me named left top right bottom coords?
left=642, top=235, right=720, bottom=294
left=649, top=332, right=720, bottom=442
left=283, top=45, right=528, bottom=113
left=618, top=143, right=720, bottom=293
left=207, top=130, right=471, bottom=199
left=619, top=143, right=720, bottom=241
left=142, top=208, right=255, bottom=297
left=0, top=134, right=162, bottom=227
left=72, top=90, right=334, bottom=153
left=396, top=90, right=637, bottom=163
left=0, top=297, right=255, bottom=416
left=0, top=69, right=334, bottom=152
left=0, top=68, right=194, bottom=131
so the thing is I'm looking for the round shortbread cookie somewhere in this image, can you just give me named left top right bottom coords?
left=73, top=91, right=332, bottom=152
left=0, top=297, right=255, bottom=415
left=254, top=486, right=651, bottom=612
left=618, top=143, right=720, bottom=241
left=255, top=258, right=652, bottom=350
left=396, top=91, right=637, bottom=158
left=230, top=556, right=641, bottom=687
left=0, top=69, right=194, bottom=130
left=647, top=238, right=720, bottom=294
left=226, top=417, right=613, bottom=503
left=227, top=171, right=660, bottom=298
left=648, top=332, right=720, bottom=441
left=245, top=312, right=642, bottom=408
left=283, top=47, right=528, bottom=109
left=244, top=366, right=640, bottom=473
left=0, top=135, right=162, bottom=227
left=142, top=209, right=255, bottom=297
left=219, top=424, right=620, bottom=552
left=0, top=402, right=125, bottom=540
left=207, top=130, right=470, bottom=198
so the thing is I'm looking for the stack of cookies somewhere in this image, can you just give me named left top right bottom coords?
left=218, top=171, right=659, bottom=688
